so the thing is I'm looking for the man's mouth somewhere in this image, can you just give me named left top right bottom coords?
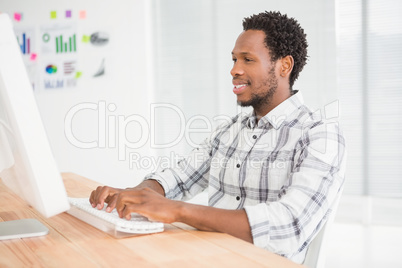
left=233, top=84, right=248, bottom=94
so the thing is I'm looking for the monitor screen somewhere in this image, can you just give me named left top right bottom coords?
left=0, top=14, right=70, bottom=238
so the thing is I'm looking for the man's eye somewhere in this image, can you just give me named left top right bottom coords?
left=245, top=58, right=252, bottom=62
left=232, top=58, right=237, bottom=62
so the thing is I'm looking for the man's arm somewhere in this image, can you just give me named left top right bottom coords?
left=177, top=201, right=253, bottom=243
left=115, top=186, right=253, bottom=243
left=90, top=181, right=253, bottom=243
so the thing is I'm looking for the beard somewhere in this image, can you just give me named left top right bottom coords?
left=237, top=66, right=278, bottom=110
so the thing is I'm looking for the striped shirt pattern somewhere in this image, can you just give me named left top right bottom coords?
left=145, top=91, right=347, bottom=264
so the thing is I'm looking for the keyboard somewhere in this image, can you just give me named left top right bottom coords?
left=67, top=197, right=164, bottom=237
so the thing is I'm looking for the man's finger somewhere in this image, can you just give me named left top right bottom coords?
left=106, top=194, right=118, bottom=212
left=122, top=204, right=141, bottom=220
left=96, top=186, right=112, bottom=210
left=115, top=192, right=140, bottom=216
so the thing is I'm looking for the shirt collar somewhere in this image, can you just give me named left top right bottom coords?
left=246, top=90, right=304, bottom=130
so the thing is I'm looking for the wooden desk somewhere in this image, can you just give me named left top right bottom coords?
left=0, top=173, right=304, bottom=268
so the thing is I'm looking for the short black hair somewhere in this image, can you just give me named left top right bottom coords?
left=243, top=11, right=308, bottom=89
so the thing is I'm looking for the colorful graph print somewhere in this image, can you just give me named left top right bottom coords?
left=42, top=32, right=76, bottom=54
left=55, top=34, right=76, bottom=53
left=17, top=33, right=31, bottom=54
left=45, top=65, right=57, bottom=74
left=40, top=24, right=77, bottom=55
left=14, top=28, right=35, bottom=57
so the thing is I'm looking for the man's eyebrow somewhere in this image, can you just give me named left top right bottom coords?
left=231, top=51, right=252, bottom=55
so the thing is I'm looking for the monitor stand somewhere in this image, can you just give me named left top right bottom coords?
left=0, top=218, right=49, bottom=240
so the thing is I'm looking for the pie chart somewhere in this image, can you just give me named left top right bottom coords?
left=46, top=65, right=57, bottom=74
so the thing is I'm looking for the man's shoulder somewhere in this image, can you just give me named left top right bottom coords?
left=293, top=103, right=345, bottom=143
left=282, top=104, right=344, bottom=145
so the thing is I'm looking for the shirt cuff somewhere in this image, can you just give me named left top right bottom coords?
left=244, top=203, right=272, bottom=250
left=143, top=170, right=181, bottom=200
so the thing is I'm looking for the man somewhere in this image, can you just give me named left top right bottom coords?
left=90, top=11, right=346, bottom=264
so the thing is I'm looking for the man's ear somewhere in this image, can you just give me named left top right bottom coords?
left=279, top=55, right=294, bottom=78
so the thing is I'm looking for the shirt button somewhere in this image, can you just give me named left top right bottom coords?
left=236, top=196, right=240, bottom=201
left=252, top=135, right=257, bottom=139
left=236, top=163, right=240, bottom=168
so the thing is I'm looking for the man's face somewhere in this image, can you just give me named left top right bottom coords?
left=231, top=30, right=279, bottom=110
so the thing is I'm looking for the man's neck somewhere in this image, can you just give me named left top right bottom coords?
left=254, top=89, right=292, bottom=120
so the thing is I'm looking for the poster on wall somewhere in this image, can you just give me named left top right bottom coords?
left=40, top=23, right=78, bottom=90
left=6, top=9, right=111, bottom=92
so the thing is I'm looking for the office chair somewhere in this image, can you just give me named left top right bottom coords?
left=303, top=191, right=343, bottom=268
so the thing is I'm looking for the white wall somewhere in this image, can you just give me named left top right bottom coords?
left=1, top=0, right=154, bottom=187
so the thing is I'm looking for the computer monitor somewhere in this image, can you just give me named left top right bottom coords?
left=0, top=14, right=70, bottom=239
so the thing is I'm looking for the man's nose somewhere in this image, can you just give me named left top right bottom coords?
left=230, top=62, right=244, bottom=77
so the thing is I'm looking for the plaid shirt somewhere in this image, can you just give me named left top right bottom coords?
left=145, top=91, right=346, bottom=263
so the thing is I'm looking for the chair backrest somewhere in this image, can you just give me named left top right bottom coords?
left=303, top=191, right=342, bottom=268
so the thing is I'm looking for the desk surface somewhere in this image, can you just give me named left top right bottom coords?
left=0, top=173, right=304, bottom=268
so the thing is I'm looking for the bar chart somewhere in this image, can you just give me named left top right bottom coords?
left=17, top=32, right=31, bottom=55
left=40, top=24, right=78, bottom=55
left=55, top=34, right=76, bottom=53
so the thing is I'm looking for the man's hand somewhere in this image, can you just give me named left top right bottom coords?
left=89, top=179, right=165, bottom=213
left=114, top=188, right=182, bottom=223
left=89, top=179, right=253, bottom=243
left=89, top=186, right=122, bottom=212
